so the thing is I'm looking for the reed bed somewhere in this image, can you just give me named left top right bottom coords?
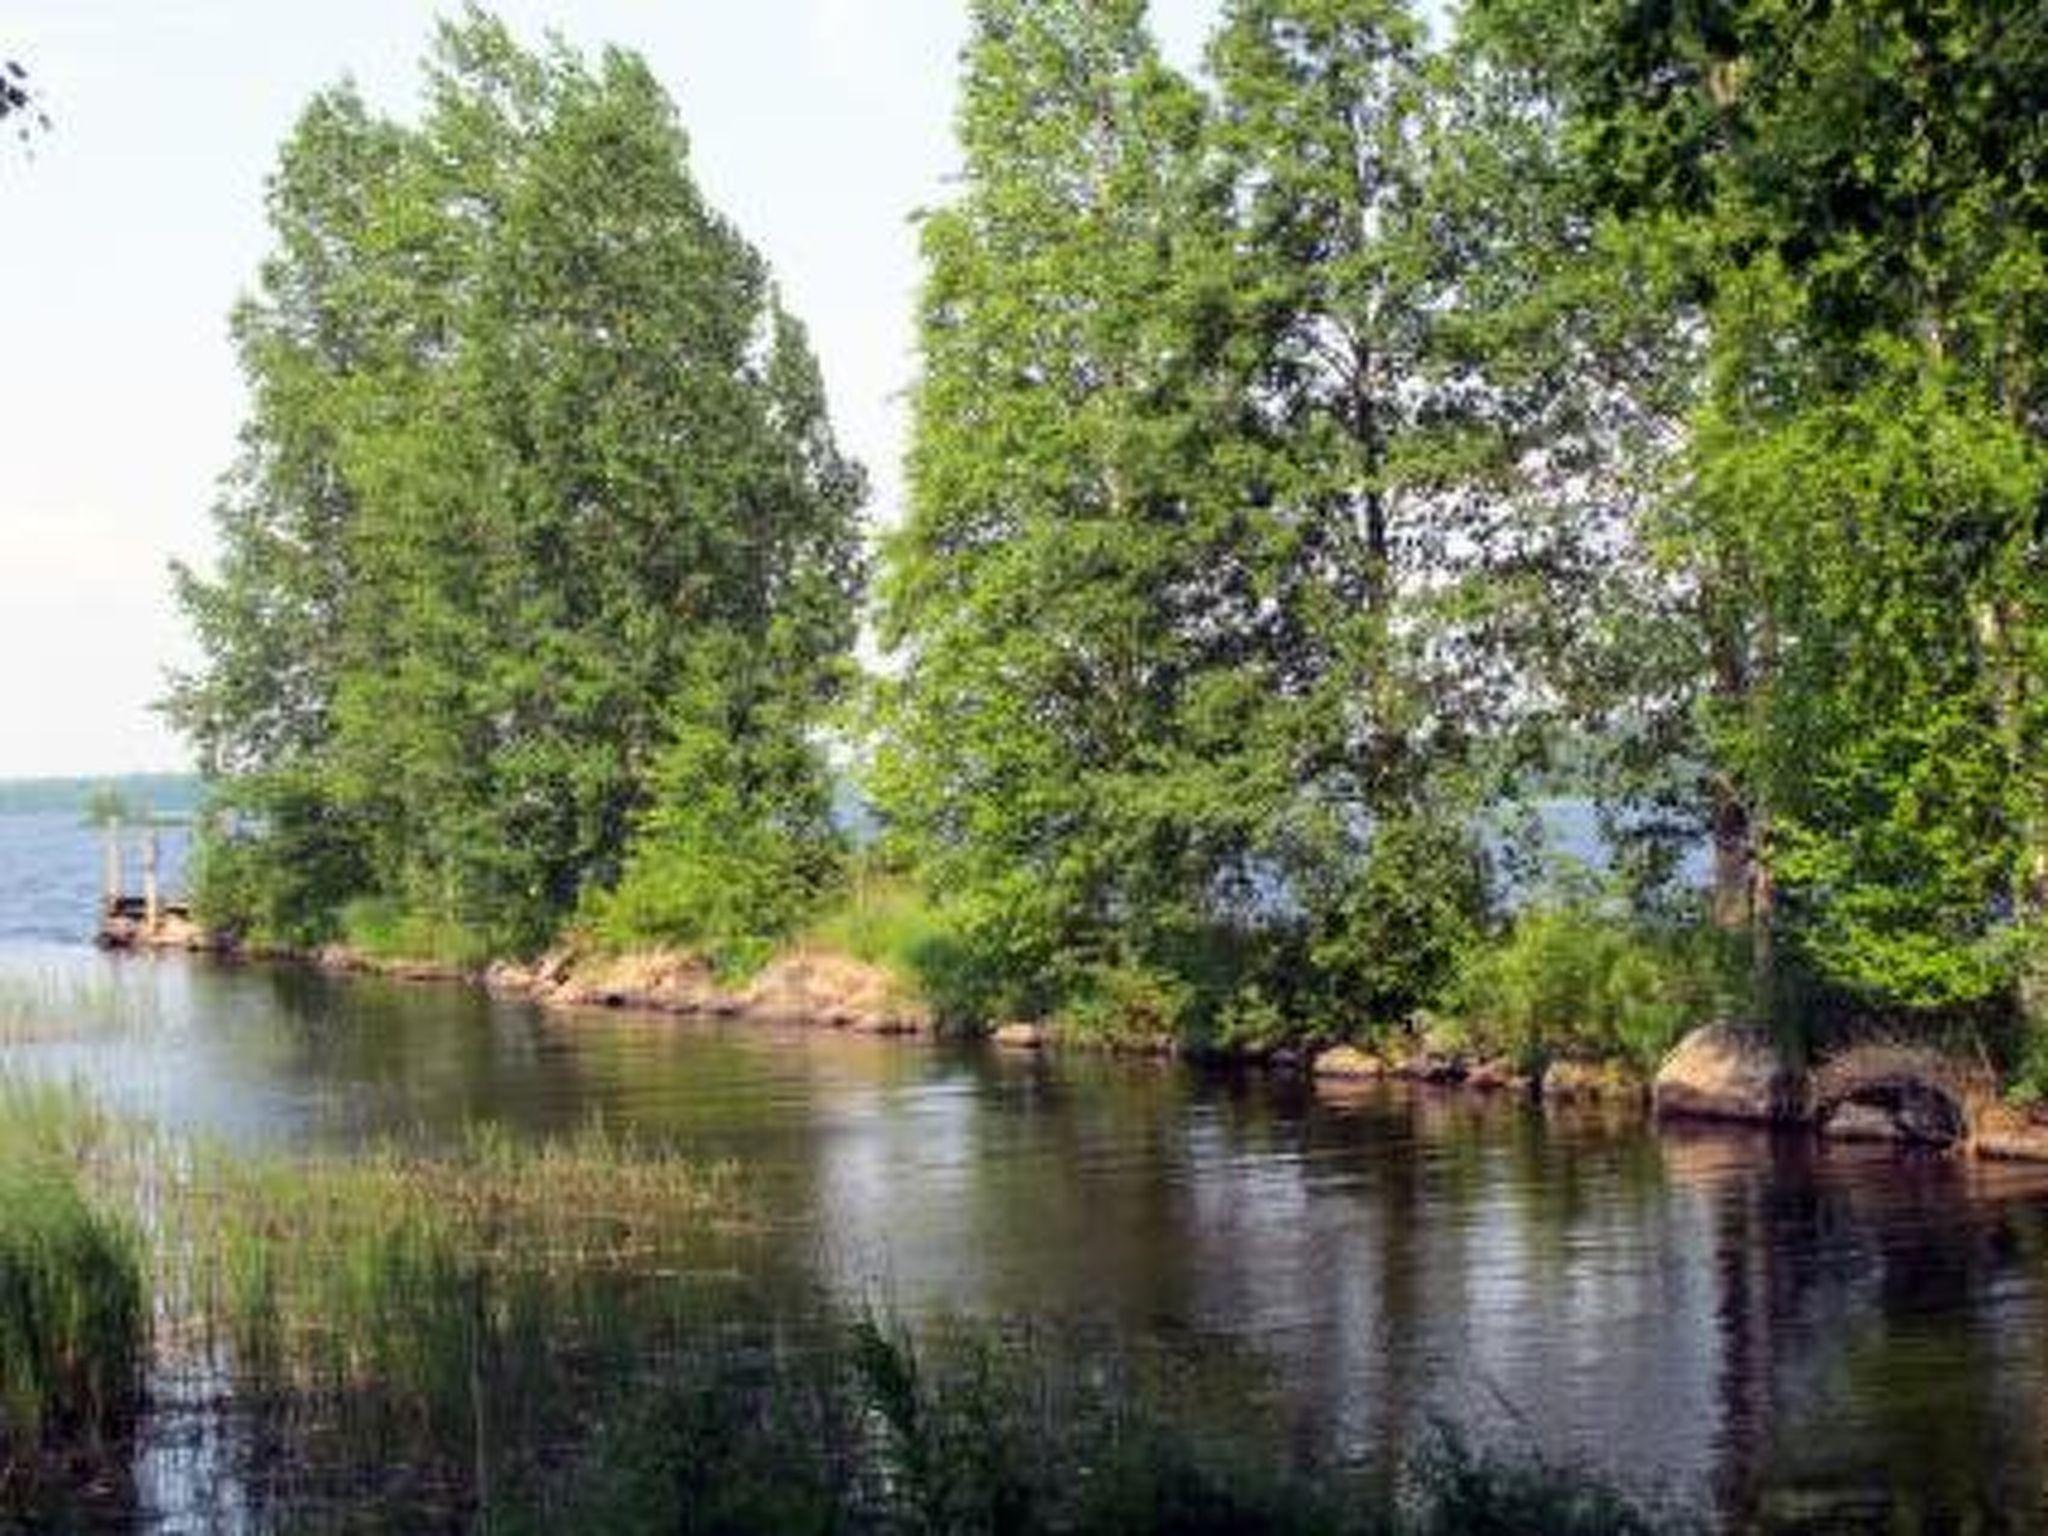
left=0, top=970, right=146, bottom=1044
left=0, top=1078, right=1675, bottom=1531
left=0, top=1081, right=147, bottom=1506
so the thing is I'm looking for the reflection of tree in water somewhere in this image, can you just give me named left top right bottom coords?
left=1700, top=1139, right=2048, bottom=1528
left=242, top=965, right=602, bottom=1145
left=1218, top=1084, right=1693, bottom=1487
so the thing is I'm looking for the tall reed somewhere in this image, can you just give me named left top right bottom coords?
left=0, top=1082, right=146, bottom=1491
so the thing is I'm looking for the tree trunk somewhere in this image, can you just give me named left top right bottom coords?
left=1709, top=774, right=1751, bottom=932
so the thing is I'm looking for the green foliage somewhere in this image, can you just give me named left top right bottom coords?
left=1465, top=0, right=2048, bottom=1043
left=585, top=637, right=846, bottom=979
left=875, top=0, right=1577, bottom=1044
left=875, top=0, right=1237, bottom=1024
left=1699, top=367, right=2047, bottom=1014
left=800, top=866, right=1008, bottom=1026
left=170, top=10, right=862, bottom=959
left=803, top=870, right=942, bottom=975
left=1307, top=814, right=1493, bottom=1032
left=338, top=896, right=492, bottom=970
left=190, top=768, right=372, bottom=947
left=1055, top=960, right=1198, bottom=1050
left=1447, top=883, right=1742, bottom=1071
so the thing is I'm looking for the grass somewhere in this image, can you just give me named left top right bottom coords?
left=801, top=874, right=951, bottom=995
left=337, top=896, right=495, bottom=971
left=0, top=970, right=149, bottom=1044
left=0, top=1078, right=1685, bottom=1531
left=0, top=1082, right=146, bottom=1498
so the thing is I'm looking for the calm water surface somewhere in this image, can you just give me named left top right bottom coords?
left=3, top=809, right=2045, bottom=1529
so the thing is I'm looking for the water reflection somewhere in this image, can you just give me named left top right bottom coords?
left=4, top=945, right=2048, bottom=1525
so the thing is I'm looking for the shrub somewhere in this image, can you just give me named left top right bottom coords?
left=803, top=870, right=949, bottom=983
left=190, top=771, right=373, bottom=948
left=339, top=896, right=494, bottom=969
left=1054, top=960, right=1196, bottom=1048
left=1448, top=895, right=1741, bottom=1071
left=584, top=689, right=845, bottom=980
left=1308, top=815, right=1493, bottom=1032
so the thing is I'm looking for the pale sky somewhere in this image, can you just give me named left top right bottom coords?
left=0, top=1, right=1220, bottom=777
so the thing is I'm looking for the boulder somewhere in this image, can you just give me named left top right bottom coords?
left=1653, top=1023, right=1807, bottom=1124
left=1395, top=1052, right=1467, bottom=1084
left=1810, top=1044, right=1983, bottom=1149
left=742, top=950, right=931, bottom=1035
left=1821, top=1089, right=1964, bottom=1148
left=1466, top=1058, right=1532, bottom=1094
left=992, top=1022, right=1049, bottom=1050
left=547, top=948, right=727, bottom=1012
left=484, top=958, right=535, bottom=994
left=1311, top=1045, right=1389, bottom=1081
left=1541, top=1058, right=1645, bottom=1103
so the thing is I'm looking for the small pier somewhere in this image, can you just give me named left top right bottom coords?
left=95, top=819, right=204, bottom=951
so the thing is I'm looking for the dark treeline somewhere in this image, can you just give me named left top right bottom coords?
left=175, top=3, right=2048, bottom=1080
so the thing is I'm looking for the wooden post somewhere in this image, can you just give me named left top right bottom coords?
left=143, top=827, right=160, bottom=933
left=103, top=819, right=122, bottom=913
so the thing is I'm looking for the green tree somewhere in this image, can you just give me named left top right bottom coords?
left=880, top=0, right=1590, bottom=1038
left=878, top=0, right=1287, bottom=1033
left=170, top=11, right=863, bottom=955
left=1204, top=0, right=1639, bottom=1016
left=1467, top=0, right=2048, bottom=1030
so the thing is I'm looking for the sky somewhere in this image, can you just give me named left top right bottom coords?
left=0, top=0, right=1221, bottom=778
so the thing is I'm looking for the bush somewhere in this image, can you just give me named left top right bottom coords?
left=1447, top=893, right=1741, bottom=1071
left=190, top=771, right=374, bottom=948
left=338, top=896, right=494, bottom=969
left=585, top=688, right=845, bottom=980
left=803, top=869, right=949, bottom=982
left=1054, top=960, right=1196, bottom=1048
left=1308, top=815, right=1493, bottom=1032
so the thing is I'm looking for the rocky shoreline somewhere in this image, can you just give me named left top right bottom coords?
left=1312, top=1019, right=2048, bottom=1161
left=108, top=923, right=2048, bottom=1161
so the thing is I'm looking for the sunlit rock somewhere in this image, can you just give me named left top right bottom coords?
left=1653, top=1023, right=1807, bottom=1124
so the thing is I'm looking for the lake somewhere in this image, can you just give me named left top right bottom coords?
left=2, top=807, right=2044, bottom=1529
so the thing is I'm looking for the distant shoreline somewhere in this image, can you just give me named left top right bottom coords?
left=0, top=772, right=202, bottom=818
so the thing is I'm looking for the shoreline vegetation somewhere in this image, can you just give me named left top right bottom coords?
left=111, top=905, right=2048, bottom=1163
left=160, top=5, right=2048, bottom=1194
left=0, top=1079, right=1684, bottom=1531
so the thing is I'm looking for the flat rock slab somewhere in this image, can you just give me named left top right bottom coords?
left=1972, top=1104, right=2048, bottom=1161
left=1311, top=1045, right=1390, bottom=1080
left=1542, top=1058, right=1646, bottom=1102
left=993, top=1022, right=1049, bottom=1050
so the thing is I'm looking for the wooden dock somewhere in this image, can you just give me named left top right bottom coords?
left=94, top=820, right=206, bottom=951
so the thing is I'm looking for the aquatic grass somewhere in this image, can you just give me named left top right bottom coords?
left=0, top=1078, right=1687, bottom=1530
left=521, top=1314, right=1686, bottom=1535
left=0, top=1081, right=147, bottom=1496
left=157, top=1120, right=753, bottom=1394
left=0, top=969, right=152, bottom=1044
